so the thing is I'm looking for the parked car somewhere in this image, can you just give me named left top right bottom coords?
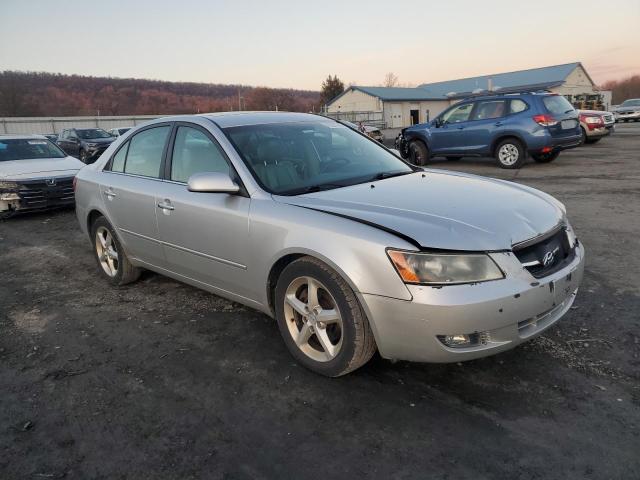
left=578, top=110, right=614, bottom=144
left=613, top=98, right=640, bottom=122
left=57, top=128, right=116, bottom=164
left=340, top=121, right=385, bottom=143
left=74, top=112, right=584, bottom=377
left=108, top=127, right=131, bottom=137
left=397, top=92, right=582, bottom=169
left=0, top=135, right=84, bottom=218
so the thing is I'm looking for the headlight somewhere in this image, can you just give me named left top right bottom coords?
left=387, top=250, right=504, bottom=285
left=0, top=181, right=19, bottom=191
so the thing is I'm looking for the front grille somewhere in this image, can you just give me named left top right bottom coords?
left=513, top=227, right=576, bottom=278
left=603, top=114, right=614, bottom=123
left=17, top=177, right=75, bottom=209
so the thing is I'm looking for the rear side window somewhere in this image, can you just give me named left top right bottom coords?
left=170, top=126, right=229, bottom=183
left=509, top=99, right=528, bottom=114
left=443, top=103, right=473, bottom=123
left=110, top=142, right=128, bottom=172
left=124, top=126, right=171, bottom=178
left=470, top=100, right=506, bottom=120
left=543, top=96, right=575, bottom=115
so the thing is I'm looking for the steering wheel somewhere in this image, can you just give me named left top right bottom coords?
left=322, top=157, right=350, bottom=172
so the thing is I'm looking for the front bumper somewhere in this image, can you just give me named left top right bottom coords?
left=0, top=177, right=75, bottom=214
left=358, top=242, right=585, bottom=363
left=584, top=125, right=612, bottom=139
left=615, top=112, right=640, bottom=121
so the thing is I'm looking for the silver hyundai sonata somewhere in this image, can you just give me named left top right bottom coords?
left=74, top=112, right=585, bottom=377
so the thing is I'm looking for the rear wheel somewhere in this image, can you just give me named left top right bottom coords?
left=91, top=216, right=141, bottom=286
left=275, top=257, right=376, bottom=377
left=408, top=140, right=429, bottom=166
left=495, top=138, right=525, bottom=169
left=532, top=151, right=560, bottom=163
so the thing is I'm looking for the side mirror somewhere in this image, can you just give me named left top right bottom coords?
left=187, top=172, right=239, bottom=194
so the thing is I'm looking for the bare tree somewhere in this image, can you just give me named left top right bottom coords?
left=383, top=72, right=399, bottom=88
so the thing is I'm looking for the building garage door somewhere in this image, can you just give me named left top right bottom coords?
left=387, top=103, right=403, bottom=128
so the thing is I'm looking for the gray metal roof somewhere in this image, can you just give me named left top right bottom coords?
left=418, top=62, right=583, bottom=98
left=329, top=63, right=586, bottom=105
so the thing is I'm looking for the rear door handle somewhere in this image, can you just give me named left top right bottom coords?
left=157, top=200, right=175, bottom=211
left=456, top=126, right=465, bottom=130
left=494, top=121, right=503, bottom=126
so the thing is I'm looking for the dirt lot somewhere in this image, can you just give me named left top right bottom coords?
left=1, top=124, right=639, bottom=479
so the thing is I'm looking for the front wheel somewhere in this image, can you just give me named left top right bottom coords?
left=408, top=141, right=429, bottom=166
left=532, top=151, right=560, bottom=163
left=79, top=149, right=88, bottom=163
left=275, top=257, right=376, bottom=377
left=495, top=138, right=525, bottom=169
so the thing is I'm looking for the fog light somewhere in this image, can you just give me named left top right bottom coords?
left=438, top=332, right=488, bottom=348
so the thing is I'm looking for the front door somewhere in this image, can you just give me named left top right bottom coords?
left=99, top=124, right=172, bottom=266
left=154, top=124, right=251, bottom=297
left=462, top=99, right=507, bottom=154
left=430, top=102, right=474, bottom=154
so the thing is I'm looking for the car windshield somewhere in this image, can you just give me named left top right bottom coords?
left=0, top=138, right=67, bottom=161
left=543, top=95, right=575, bottom=115
left=621, top=99, right=640, bottom=107
left=224, top=120, right=414, bottom=195
left=77, top=128, right=112, bottom=139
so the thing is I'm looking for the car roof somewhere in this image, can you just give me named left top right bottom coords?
left=0, top=134, right=48, bottom=140
left=200, top=111, right=331, bottom=128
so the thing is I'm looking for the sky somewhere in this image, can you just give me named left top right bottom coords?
left=1, top=0, right=638, bottom=90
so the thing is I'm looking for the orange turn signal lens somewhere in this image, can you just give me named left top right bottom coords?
left=388, top=250, right=420, bottom=283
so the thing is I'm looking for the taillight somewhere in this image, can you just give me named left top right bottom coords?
left=73, top=176, right=77, bottom=192
left=533, top=114, right=558, bottom=127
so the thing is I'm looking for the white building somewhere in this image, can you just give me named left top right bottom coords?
left=326, top=62, right=610, bottom=128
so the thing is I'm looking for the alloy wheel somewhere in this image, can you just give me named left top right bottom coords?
left=498, top=143, right=519, bottom=166
left=95, top=226, right=119, bottom=277
left=283, top=276, right=343, bottom=362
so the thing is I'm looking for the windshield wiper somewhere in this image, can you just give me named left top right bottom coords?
left=282, top=183, right=346, bottom=195
left=369, top=170, right=415, bottom=181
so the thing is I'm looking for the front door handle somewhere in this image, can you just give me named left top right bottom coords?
left=157, top=200, right=175, bottom=211
left=104, top=188, right=116, bottom=199
left=456, top=126, right=465, bottom=130
left=494, top=121, right=503, bottom=126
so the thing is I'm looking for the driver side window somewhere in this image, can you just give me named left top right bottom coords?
left=170, top=126, right=229, bottom=183
left=442, top=103, right=474, bottom=123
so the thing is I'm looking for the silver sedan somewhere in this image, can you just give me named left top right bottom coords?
left=74, top=112, right=585, bottom=376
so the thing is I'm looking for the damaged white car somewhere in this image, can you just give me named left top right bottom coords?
left=0, top=135, right=84, bottom=218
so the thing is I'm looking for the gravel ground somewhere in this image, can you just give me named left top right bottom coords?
left=1, top=123, right=639, bottom=479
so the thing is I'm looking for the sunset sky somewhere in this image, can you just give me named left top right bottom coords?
left=1, top=0, right=638, bottom=90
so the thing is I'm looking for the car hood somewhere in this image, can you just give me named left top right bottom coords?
left=0, top=156, right=84, bottom=180
left=275, top=171, right=565, bottom=251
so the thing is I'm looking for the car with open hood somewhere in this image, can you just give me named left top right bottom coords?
left=74, top=112, right=585, bottom=376
left=0, top=135, right=84, bottom=218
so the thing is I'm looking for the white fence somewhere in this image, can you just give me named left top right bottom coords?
left=0, top=115, right=160, bottom=135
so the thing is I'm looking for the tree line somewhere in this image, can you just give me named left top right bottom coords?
left=0, top=71, right=321, bottom=117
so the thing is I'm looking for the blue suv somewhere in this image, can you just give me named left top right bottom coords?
left=397, top=92, right=582, bottom=169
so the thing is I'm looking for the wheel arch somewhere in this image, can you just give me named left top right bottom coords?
left=490, top=133, right=526, bottom=157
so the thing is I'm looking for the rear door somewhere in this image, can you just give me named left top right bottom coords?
left=99, top=123, right=172, bottom=266
left=430, top=102, right=474, bottom=153
left=154, top=123, right=251, bottom=297
left=463, top=99, right=508, bottom=153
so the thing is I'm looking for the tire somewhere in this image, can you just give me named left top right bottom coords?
left=274, top=256, right=376, bottom=377
left=446, top=156, right=460, bottom=161
left=532, top=151, right=560, bottom=163
left=408, top=140, right=429, bottom=166
left=585, top=138, right=601, bottom=144
left=494, top=138, right=526, bottom=169
left=90, top=216, right=141, bottom=286
left=79, top=149, right=88, bottom=163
